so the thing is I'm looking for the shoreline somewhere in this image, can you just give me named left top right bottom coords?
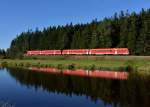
left=0, top=56, right=150, bottom=73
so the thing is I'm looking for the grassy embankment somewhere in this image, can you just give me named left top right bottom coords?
left=0, top=56, right=150, bottom=73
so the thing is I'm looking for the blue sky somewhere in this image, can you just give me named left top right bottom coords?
left=0, top=0, right=150, bottom=49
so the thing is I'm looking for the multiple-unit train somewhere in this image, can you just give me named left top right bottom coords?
left=26, top=48, right=129, bottom=56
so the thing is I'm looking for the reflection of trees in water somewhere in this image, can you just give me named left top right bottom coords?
left=6, top=68, right=150, bottom=107
left=0, top=99, right=14, bottom=107
left=119, top=74, right=150, bottom=107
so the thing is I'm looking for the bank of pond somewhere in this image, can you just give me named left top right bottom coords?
left=0, top=58, right=150, bottom=76
left=0, top=60, right=149, bottom=71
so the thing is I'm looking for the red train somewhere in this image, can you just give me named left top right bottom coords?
left=26, top=48, right=129, bottom=56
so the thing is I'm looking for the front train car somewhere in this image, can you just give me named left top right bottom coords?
left=89, top=48, right=129, bottom=55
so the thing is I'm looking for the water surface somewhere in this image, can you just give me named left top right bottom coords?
left=0, top=68, right=150, bottom=107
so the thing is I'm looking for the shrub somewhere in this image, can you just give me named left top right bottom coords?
left=68, top=63, right=76, bottom=70
left=125, top=60, right=135, bottom=72
left=89, top=64, right=96, bottom=71
left=57, top=64, right=64, bottom=70
left=19, top=63, right=24, bottom=67
left=1, top=61, right=8, bottom=67
left=25, top=62, right=31, bottom=67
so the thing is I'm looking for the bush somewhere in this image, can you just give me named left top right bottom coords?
left=33, top=57, right=37, bottom=60
left=125, top=60, right=135, bottom=72
left=118, top=66, right=126, bottom=71
left=1, top=61, right=8, bottom=67
left=57, top=64, right=64, bottom=70
left=89, top=64, right=96, bottom=71
left=25, top=62, right=31, bottom=67
left=125, top=65, right=133, bottom=72
left=68, top=63, right=76, bottom=70
left=19, top=63, right=24, bottom=67
left=83, top=66, right=88, bottom=70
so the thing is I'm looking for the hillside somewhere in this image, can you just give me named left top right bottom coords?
left=8, top=9, right=150, bottom=57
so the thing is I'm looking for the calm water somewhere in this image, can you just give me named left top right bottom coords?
left=0, top=68, right=150, bottom=107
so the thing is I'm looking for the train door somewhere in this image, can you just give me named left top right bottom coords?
left=115, top=49, right=117, bottom=55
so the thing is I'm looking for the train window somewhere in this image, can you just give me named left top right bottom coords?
left=94, top=50, right=112, bottom=52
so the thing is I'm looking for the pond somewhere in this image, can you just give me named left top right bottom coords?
left=0, top=68, right=150, bottom=107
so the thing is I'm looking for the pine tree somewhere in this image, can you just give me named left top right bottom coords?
left=127, top=13, right=138, bottom=54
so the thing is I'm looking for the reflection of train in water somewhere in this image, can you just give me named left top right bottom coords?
left=29, top=67, right=129, bottom=80
left=26, top=48, right=129, bottom=56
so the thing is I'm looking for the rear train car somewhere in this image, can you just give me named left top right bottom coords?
left=27, top=50, right=41, bottom=56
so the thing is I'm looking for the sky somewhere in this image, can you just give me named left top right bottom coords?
left=0, top=0, right=150, bottom=49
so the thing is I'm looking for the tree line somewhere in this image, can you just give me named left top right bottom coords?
left=7, top=8, right=150, bottom=57
left=0, top=49, right=6, bottom=58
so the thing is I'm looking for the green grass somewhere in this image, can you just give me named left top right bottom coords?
left=0, top=56, right=150, bottom=72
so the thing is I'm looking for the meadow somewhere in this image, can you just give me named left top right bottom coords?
left=0, top=56, right=150, bottom=72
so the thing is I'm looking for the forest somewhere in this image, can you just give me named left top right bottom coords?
left=0, top=49, right=6, bottom=58
left=7, top=8, right=150, bottom=57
